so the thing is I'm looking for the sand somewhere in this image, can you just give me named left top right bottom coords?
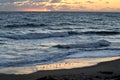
left=0, top=57, right=120, bottom=80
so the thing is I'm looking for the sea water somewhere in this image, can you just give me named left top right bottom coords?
left=0, top=12, right=120, bottom=69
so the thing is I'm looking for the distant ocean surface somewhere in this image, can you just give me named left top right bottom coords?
left=0, top=12, right=120, bottom=68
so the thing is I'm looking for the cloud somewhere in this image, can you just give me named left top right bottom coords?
left=31, top=0, right=49, bottom=2
left=0, top=0, right=48, bottom=11
left=105, top=1, right=109, bottom=4
left=46, top=5, right=55, bottom=11
left=101, top=7, right=120, bottom=12
left=86, top=1, right=94, bottom=4
left=0, top=0, right=24, bottom=3
left=50, top=0, right=61, bottom=3
left=58, top=5, right=71, bottom=11
left=0, top=0, right=120, bottom=12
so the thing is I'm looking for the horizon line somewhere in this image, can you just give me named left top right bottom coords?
left=0, top=11, right=120, bottom=13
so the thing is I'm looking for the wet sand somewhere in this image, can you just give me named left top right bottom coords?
left=0, top=57, right=120, bottom=80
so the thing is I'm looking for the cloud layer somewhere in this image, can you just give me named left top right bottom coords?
left=0, top=0, right=120, bottom=11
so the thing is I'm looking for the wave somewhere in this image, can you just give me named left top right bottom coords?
left=3, top=22, right=76, bottom=29
left=0, top=51, right=73, bottom=67
left=82, top=31, right=120, bottom=35
left=1, top=30, right=120, bottom=40
left=0, top=18, right=3, bottom=20
left=57, top=22, right=75, bottom=26
left=92, top=18, right=103, bottom=21
left=105, top=14, right=119, bottom=18
left=53, top=40, right=111, bottom=49
left=79, top=21, right=93, bottom=23
left=22, top=17, right=38, bottom=21
left=3, top=23, right=47, bottom=28
left=2, top=32, right=69, bottom=40
left=68, top=31, right=120, bottom=35
left=0, top=42, right=5, bottom=45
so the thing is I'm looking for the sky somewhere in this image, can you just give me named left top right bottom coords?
left=0, top=0, right=120, bottom=12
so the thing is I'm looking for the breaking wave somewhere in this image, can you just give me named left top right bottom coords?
left=53, top=40, right=111, bottom=49
left=2, top=32, right=69, bottom=40
left=1, top=30, right=120, bottom=40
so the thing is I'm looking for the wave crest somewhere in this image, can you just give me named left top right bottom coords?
left=1, top=30, right=119, bottom=40
left=4, top=23, right=47, bottom=28
left=2, top=32, right=69, bottom=40
left=53, top=40, right=111, bottom=49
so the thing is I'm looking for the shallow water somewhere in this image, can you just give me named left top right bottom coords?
left=0, top=57, right=119, bottom=74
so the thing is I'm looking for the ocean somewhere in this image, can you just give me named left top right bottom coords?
left=0, top=12, right=120, bottom=69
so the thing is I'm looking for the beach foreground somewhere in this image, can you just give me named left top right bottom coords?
left=0, top=58, right=120, bottom=80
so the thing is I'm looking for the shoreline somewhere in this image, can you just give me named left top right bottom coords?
left=0, top=57, right=119, bottom=74
left=0, top=56, right=120, bottom=80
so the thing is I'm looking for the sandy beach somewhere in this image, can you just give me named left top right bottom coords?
left=0, top=57, right=120, bottom=80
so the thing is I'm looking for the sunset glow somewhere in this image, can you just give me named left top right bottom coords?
left=23, top=8, right=50, bottom=12
left=0, top=0, right=120, bottom=12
